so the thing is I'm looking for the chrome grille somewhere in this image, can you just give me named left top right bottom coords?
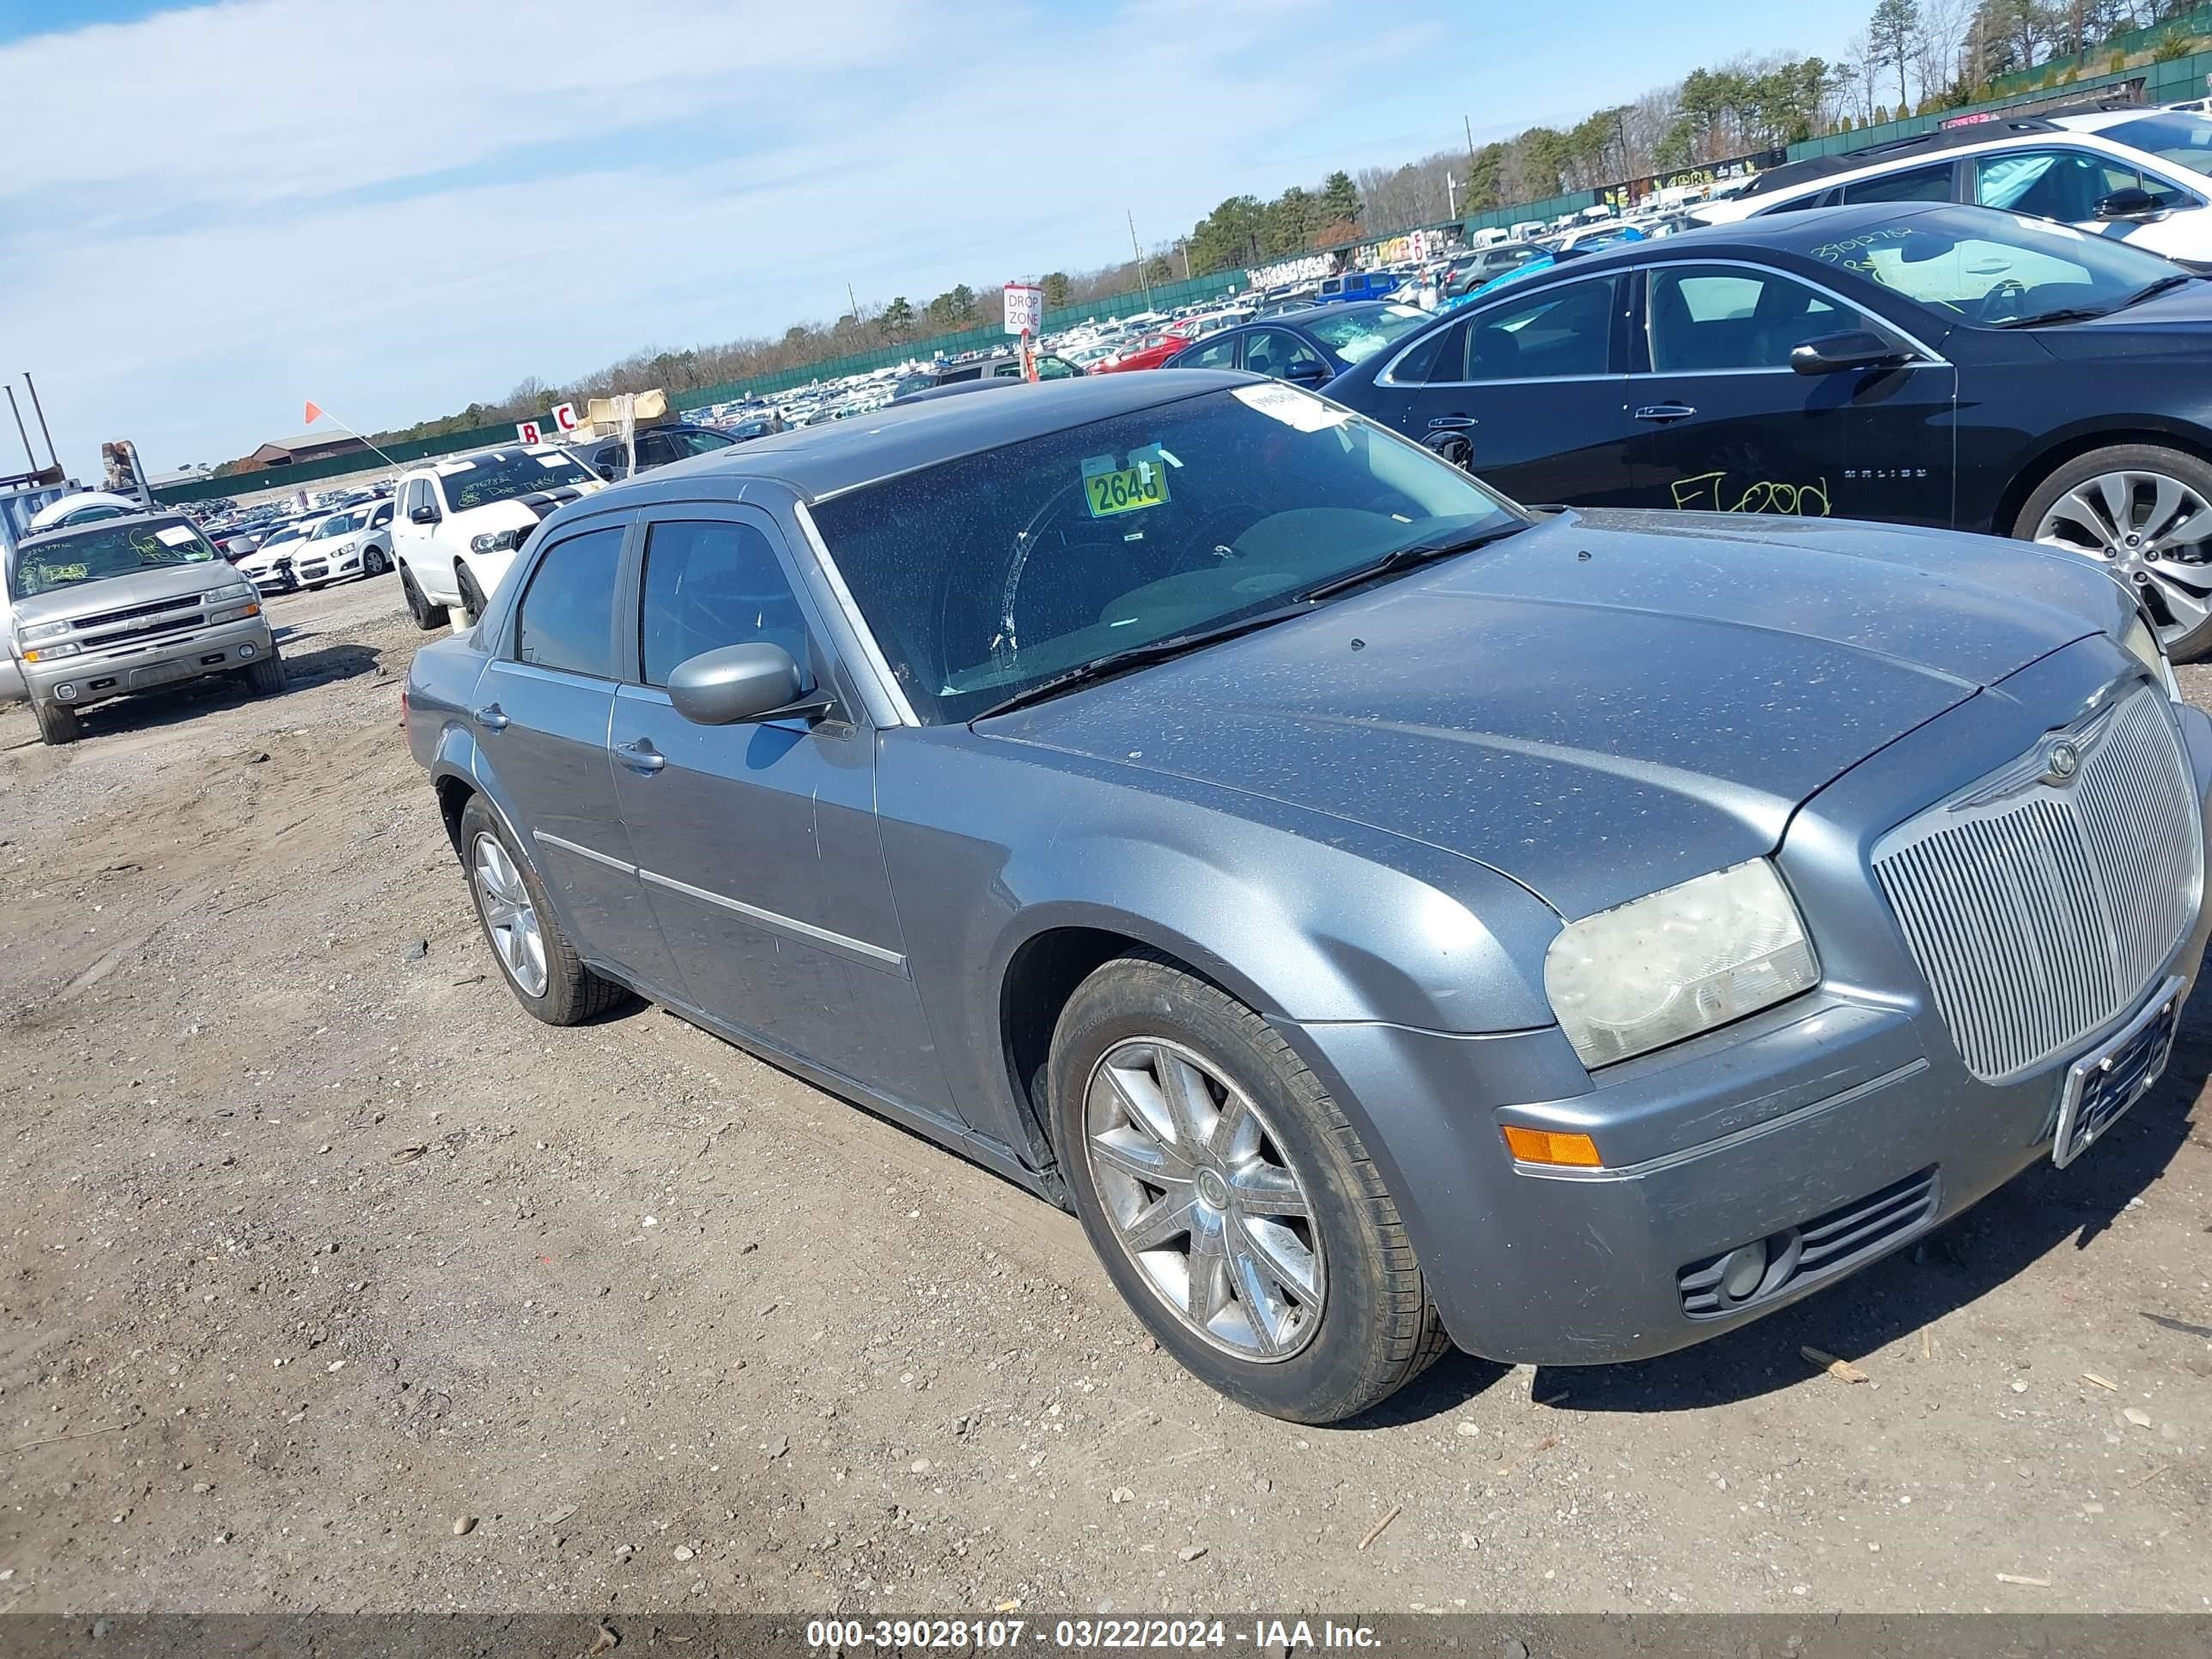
left=1874, top=683, right=2200, bottom=1083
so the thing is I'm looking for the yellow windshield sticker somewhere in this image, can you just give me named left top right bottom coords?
left=1082, top=452, right=1169, bottom=520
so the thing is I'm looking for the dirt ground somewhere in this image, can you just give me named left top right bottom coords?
left=0, top=573, right=2206, bottom=1618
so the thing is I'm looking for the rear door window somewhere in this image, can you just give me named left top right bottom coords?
left=514, top=526, right=624, bottom=679
left=1838, top=162, right=1954, bottom=204
left=1463, top=278, right=1618, bottom=380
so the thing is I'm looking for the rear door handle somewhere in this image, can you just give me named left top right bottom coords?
left=1427, top=415, right=1477, bottom=431
left=1634, top=404, right=1697, bottom=423
left=615, top=738, right=666, bottom=774
left=474, top=703, right=508, bottom=732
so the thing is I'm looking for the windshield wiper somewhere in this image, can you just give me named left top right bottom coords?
left=2118, top=272, right=2195, bottom=310
left=1994, top=305, right=2114, bottom=328
left=1293, top=520, right=1530, bottom=602
left=969, top=600, right=1320, bottom=722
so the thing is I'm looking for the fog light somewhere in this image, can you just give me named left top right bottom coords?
left=1717, top=1241, right=1769, bottom=1303
left=55, top=684, right=77, bottom=701
left=238, top=643, right=256, bottom=659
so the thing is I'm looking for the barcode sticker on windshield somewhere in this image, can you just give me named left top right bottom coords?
left=534, top=453, right=572, bottom=469
left=154, top=526, right=198, bottom=547
left=434, top=460, right=475, bottom=475
left=1232, top=382, right=1346, bottom=433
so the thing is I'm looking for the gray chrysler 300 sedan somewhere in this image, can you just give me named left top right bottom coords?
left=405, top=370, right=2212, bottom=1424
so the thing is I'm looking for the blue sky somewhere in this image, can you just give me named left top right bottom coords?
left=1, top=0, right=1867, bottom=477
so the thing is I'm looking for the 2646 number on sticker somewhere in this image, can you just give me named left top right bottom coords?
left=1084, top=463, right=1168, bottom=519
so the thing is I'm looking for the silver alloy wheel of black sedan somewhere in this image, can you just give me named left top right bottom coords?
left=471, top=831, right=548, bottom=996
left=1083, top=1037, right=1325, bottom=1361
left=2031, top=466, right=2212, bottom=653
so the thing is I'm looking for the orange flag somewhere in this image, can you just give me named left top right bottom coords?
left=303, top=400, right=324, bottom=424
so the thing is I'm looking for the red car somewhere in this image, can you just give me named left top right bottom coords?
left=1091, top=310, right=1251, bottom=374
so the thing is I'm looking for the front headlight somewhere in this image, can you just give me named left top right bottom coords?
left=205, top=580, right=257, bottom=605
left=208, top=601, right=261, bottom=625
left=2122, top=612, right=2180, bottom=700
left=20, top=617, right=72, bottom=644
left=21, top=639, right=81, bottom=662
left=1543, top=859, right=1820, bottom=1069
left=469, top=529, right=522, bottom=556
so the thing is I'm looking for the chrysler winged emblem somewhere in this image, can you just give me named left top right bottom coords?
left=1950, top=699, right=2118, bottom=812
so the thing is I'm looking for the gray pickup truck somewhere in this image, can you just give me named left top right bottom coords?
left=3, top=511, right=283, bottom=745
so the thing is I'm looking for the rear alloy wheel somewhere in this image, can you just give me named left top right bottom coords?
left=33, top=698, right=81, bottom=745
left=362, top=545, right=390, bottom=577
left=455, top=794, right=627, bottom=1026
left=2015, top=444, right=2212, bottom=661
left=1049, top=951, right=1449, bottom=1424
left=401, top=564, right=449, bottom=632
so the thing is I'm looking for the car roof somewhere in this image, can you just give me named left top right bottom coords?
left=614, top=370, right=1259, bottom=501
left=405, top=444, right=570, bottom=473
left=1735, top=100, right=2147, bottom=200
left=1471, top=200, right=1972, bottom=278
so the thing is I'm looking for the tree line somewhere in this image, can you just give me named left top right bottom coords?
left=245, top=2, right=2202, bottom=465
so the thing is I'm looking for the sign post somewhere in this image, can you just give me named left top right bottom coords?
left=1004, top=283, right=1044, bottom=384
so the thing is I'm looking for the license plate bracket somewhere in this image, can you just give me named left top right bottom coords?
left=2052, top=977, right=2185, bottom=1169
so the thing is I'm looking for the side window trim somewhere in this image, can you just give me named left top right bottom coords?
left=1628, top=258, right=1948, bottom=376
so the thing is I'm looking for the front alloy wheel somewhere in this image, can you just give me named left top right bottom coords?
left=471, top=831, right=548, bottom=996
left=1085, top=1038, right=1324, bottom=1361
left=2019, top=445, right=2212, bottom=660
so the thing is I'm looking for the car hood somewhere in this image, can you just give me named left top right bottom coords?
left=11, top=560, right=242, bottom=629
left=2032, top=279, right=2212, bottom=358
left=983, top=509, right=2125, bottom=919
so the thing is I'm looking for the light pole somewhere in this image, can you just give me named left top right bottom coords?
left=1130, top=211, right=1153, bottom=307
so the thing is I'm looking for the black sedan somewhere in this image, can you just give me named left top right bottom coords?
left=1328, top=201, right=2212, bottom=657
left=568, top=422, right=736, bottom=482
left=1163, top=301, right=1434, bottom=387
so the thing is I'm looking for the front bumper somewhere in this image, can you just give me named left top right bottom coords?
left=294, top=549, right=363, bottom=584
left=1287, top=641, right=2212, bottom=1366
left=24, top=615, right=277, bottom=711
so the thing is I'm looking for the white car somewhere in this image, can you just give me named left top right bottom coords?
left=1698, top=106, right=2212, bottom=267
left=289, top=500, right=396, bottom=588
left=234, top=520, right=317, bottom=594
left=390, top=445, right=603, bottom=630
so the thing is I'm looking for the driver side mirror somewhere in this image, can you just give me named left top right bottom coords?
left=410, top=504, right=440, bottom=525
left=667, top=642, right=836, bottom=726
left=1790, top=330, right=1912, bottom=375
left=1284, top=358, right=1332, bottom=386
left=596, top=464, right=619, bottom=482
left=2095, top=185, right=2162, bottom=222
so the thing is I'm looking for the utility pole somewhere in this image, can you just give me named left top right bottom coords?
left=846, top=282, right=861, bottom=324
left=1447, top=172, right=1459, bottom=218
left=1465, top=114, right=1479, bottom=179
left=1130, top=211, right=1152, bottom=307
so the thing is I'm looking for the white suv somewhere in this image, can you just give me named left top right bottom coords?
left=390, top=445, right=602, bottom=629
left=1698, top=106, right=2212, bottom=268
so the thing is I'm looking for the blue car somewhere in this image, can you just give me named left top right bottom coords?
left=1163, top=301, right=1434, bottom=386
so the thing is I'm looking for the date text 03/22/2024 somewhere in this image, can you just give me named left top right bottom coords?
left=804, top=1617, right=1382, bottom=1650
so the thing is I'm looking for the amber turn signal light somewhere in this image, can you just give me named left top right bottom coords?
left=1501, top=1125, right=1603, bottom=1168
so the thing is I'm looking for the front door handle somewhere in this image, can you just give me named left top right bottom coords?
left=1427, top=414, right=1478, bottom=431
left=474, top=703, right=508, bottom=732
left=615, top=738, right=666, bottom=774
left=1634, top=404, right=1697, bottom=423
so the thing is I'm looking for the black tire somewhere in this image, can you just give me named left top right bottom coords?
left=2011, top=442, right=2212, bottom=662
left=401, top=563, right=449, bottom=632
left=33, top=699, right=81, bottom=745
left=244, top=644, right=287, bottom=696
left=362, top=545, right=390, bottom=577
left=455, top=794, right=626, bottom=1026
left=454, top=564, right=488, bottom=627
left=1048, top=951, right=1449, bottom=1424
